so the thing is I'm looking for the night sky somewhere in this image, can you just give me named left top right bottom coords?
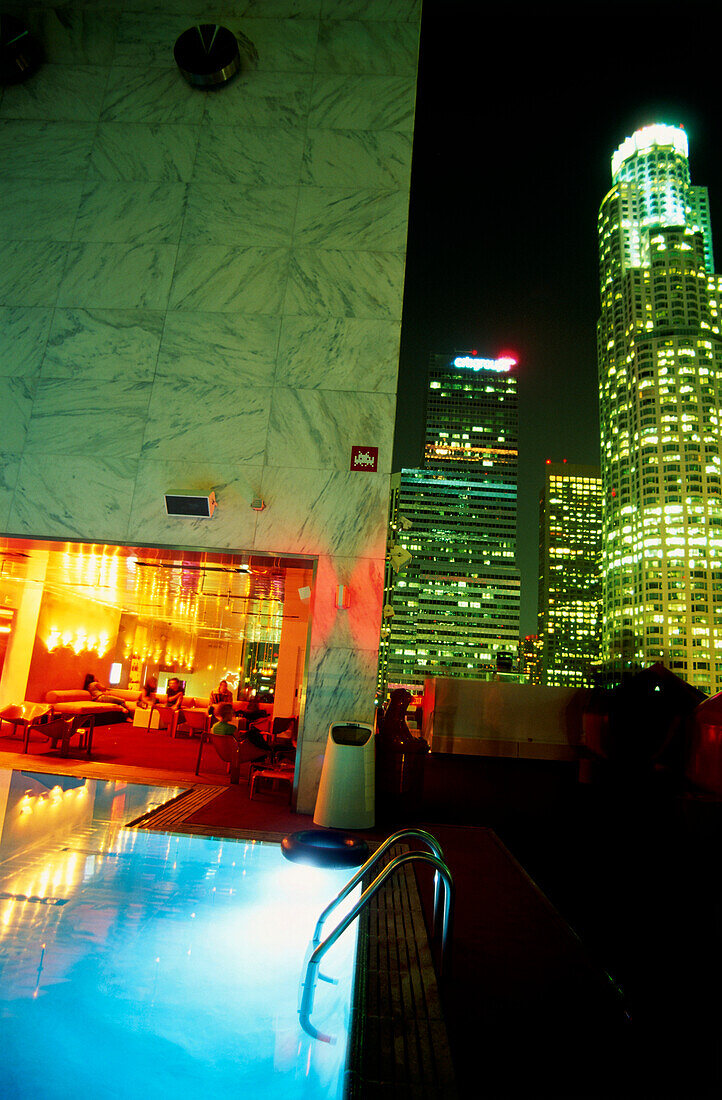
left=394, top=0, right=722, bottom=633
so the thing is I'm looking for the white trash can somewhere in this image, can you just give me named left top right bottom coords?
left=313, top=722, right=375, bottom=830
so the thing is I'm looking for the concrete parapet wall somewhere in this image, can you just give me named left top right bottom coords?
left=423, top=678, right=590, bottom=761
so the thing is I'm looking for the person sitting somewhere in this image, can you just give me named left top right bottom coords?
left=211, top=703, right=267, bottom=783
left=240, top=701, right=265, bottom=720
left=162, top=676, right=187, bottom=733
left=210, top=679, right=233, bottom=707
left=136, top=678, right=158, bottom=710
left=165, top=677, right=184, bottom=710
left=83, top=673, right=131, bottom=716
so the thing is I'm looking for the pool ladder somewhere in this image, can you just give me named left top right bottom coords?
left=299, top=828, right=454, bottom=1043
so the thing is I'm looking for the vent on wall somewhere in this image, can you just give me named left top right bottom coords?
left=164, top=492, right=217, bottom=518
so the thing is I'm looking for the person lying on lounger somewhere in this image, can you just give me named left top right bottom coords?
left=83, top=673, right=131, bottom=716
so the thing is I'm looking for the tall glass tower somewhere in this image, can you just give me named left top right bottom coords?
left=378, top=353, right=520, bottom=693
left=598, top=124, right=722, bottom=694
left=537, top=462, right=602, bottom=687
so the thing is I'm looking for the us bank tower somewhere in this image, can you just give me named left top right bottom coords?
left=598, top=124, right=722, bottom=693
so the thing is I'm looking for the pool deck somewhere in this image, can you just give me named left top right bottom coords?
left=3, top=745, right=718, bottom=1097
left=0, top=748, right=204, bottom=791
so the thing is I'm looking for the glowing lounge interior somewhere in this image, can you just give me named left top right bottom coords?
left=0, top=536, right=314, bottom=778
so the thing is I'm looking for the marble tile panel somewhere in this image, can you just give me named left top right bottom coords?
left=24, top=373, right=153, bottom=458
left=156, top=312, right=280, bottom=388
left=302, top=128, right=412, bottom=188
left=296, top=641, right=380, bottom=810
left=267, top=386, right=394, bottom=471
left=0, top=453, right=20, bottom=529
left=310, top=553, right=385, bottom=653
left=0, top=242, right=67, bottom=308
left=0, top=121, right=95, bottom=180
left=255, top=466, right=389, bottom=559
left=222, top=1, right=322, bottom=14
left=57, top=243, right=177, bottom=309
left=308, top=75, right=416, bottom=131
left=183, top=184, right=296, bottom=246
left=294, top=187, right=410, bottom=250
left=115, top=12, right=204, bottom=67
left=38, top=7, right=119, bottom=65
left=73, top=182, right=188, bottom=244
left=285, top=248, right=405, bottom=319
left=8, top=453, right=138, bottom=543
left=193, top=123, right=304, bottom=185
left=0, top=181, right=82, bottom=243
left=202, top=71, right=312, bottom=127
left=222, top=17, right=318, bottom=72
left=320, top=0, right=421, bottom=19
left=294, top=742, right=325, bottom=816
left=315, top=19, right=419, bottom=75
left=277, top=315, right=401, bottom=392
left=141, top=378, right=271, bottom=465
left=169, top=245, right=290, bottom=314
left=100, top=67, right=207, bottom=125
left=301, top=644, right=378, bottom=742
left=89, top=123, right=199, bottom=181
left=0, top=308, right=53, bottom=379
left=43, top=309, right=165, bottom=380
left=126, top=457, right=262, bottom=550
left=0, top=65, right=108, bottom=122
left=74, top=0, right=203, bottom=11
left=0, top=376, right=38, bottom=453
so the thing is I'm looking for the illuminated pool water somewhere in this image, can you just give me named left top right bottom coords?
left=0, top=770, right=359, bottom=1099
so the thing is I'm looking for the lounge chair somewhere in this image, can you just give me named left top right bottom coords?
left=27, top=713, right=96, bottom=757
left=195, top=720, right=269, bottom=783
left=0, top=702, right=49, bottom=741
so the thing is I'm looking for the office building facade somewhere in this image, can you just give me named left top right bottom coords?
left=379, top=353, right=520, bottom=693
left=519, top=634, right=543, bottom=685
left=537, top=462, right=602, bottom=686
left=598, top=124, right=722, bottom=693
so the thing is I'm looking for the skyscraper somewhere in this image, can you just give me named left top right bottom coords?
left=598, top=124, right=722, bottom=694
left=537, top=462, right=602, bottom=686
left=378, top=353, right=520, bottom=693
left=519, top=634, right=543, bottom=685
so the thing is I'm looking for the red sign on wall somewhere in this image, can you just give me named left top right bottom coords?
left=350, top=446, right=378, bottom=472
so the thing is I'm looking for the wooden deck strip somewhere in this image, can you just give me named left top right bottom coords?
left=131, top=785, right=224, bottom=828
left=349, top=845, right=456, bottom=1098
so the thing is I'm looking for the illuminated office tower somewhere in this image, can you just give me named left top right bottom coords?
left=378, top=353, right=520, bottom=693
left=519, top=634, right=543, bottom=685
left=598, top=124, right=722, bottom=693
left=537, top=462, right=602, bottom=686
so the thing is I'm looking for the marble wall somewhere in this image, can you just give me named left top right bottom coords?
left=0, top=0, right=421, bottom=812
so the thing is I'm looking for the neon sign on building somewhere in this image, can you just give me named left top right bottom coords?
left=452, top=356, right=516, bottom=372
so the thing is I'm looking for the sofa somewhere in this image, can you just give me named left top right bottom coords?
left=43, top=689, right=274, bottom=736
left=43, top=690, right=128, bottom=726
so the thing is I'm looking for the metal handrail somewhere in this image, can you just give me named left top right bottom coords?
left=311, top=828, right=446, bottom=948
left=299, top=851, right=454, bottom=1043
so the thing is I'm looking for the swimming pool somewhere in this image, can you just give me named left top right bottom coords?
left=0, top=769, right=360, bottom=1099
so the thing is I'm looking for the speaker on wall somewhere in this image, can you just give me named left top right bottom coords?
left=164, top=491, right=217, bottom=518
